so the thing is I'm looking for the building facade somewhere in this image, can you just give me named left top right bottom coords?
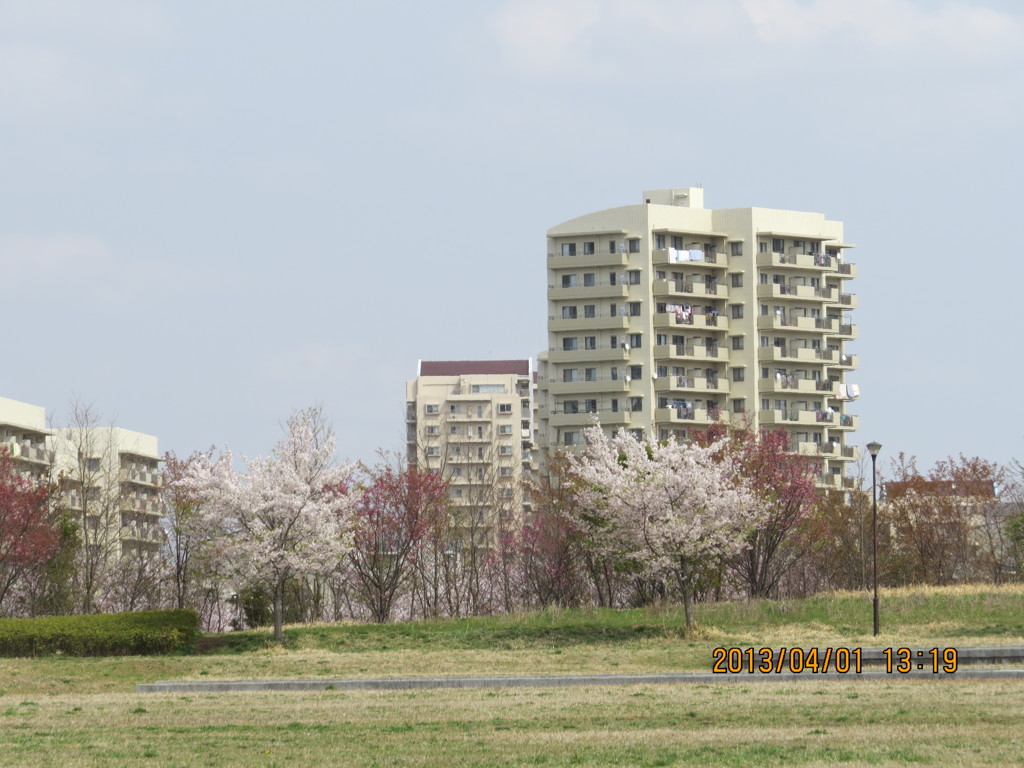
left=537, top=187, right=859, bottom=488
left=0, top=396, right=52, bottom=480
left=406, top=360, right=535, bottom=544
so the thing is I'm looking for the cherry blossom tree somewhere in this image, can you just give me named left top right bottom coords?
left=0, top=449, right=58, bottom=612
left=346, top=460, right=449, bottom=623
left=566, top=422, right=764, bottom=629
left=179, top=407, right=358, bottom=640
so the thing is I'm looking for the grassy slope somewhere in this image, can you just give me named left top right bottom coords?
left=1, top=585, right=1022, bottom=767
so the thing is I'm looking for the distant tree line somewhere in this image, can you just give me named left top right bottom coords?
left=2, top=410, right=1023, bottom=630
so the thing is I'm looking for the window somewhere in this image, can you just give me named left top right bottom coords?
left=426, top=446, right=440, bottom=456
left=761, top=398, right=770, bottom=410
left=452, top=488, right=463, bottom=498
left=732, top=368, right=745, bottom=382
left=562, top=305, right=577, bottom=319
left=424, top=404, right=439, bottom=415
left=499, top=445, right=513, bottom=455
left=730, top=304, right=744, bottom=319
left=477, top=405, right=484, bottom=417
left=563, top=432, right=579, bottom=447
left=498, top=403, right=513, bottom=414
left=562, top=337, right=579, bottom=351
left=608, top=240, right=617, bottom=254
left=425, top=425, right=438, bottom=435
left=499, top=488, right=515, bottom=498
left=583, top=272, right=596, bottom=287
left=732, top=398, right=746, bottom=413
left=563, top=400, right=579, bottom=414
left=477, top=426, right=484, bottom=438
left=562, top=369, right=579, bottom=383
left=471, top=384, right=505, bottom=393
left=610, top=335, right=618, bottom=348
left=731, top=242, right=743, bottom=257
left=731, top=336, right=744, bottom=350
left=629, top=365, right=642, bottom=380
left=630, top=396, right=643, bottom=412
left=610, top=399, right=619, bottom=412
left=655, top=234, right=666, bottom=250
left=759, top=241, right=768, bottom=253
left=584, top=304, right=596, bottom=318
left=585, top=367, right=597, bottom=381
left=561, top=274, right=578, bottom=288
left=627, top=302, right=641, bottom=316
left=609, top=271, right=617, bottom=286
left=772, top=238, right=784, bottom=252
left=561, top=243, right=577, bottom=256
left=628, top=333, right=642, bottom=348
left=610, top=303, right=617, bottom=316
left=451, top=467, right=461, bottom=477
left=628, top=238, right=640, bottom=253
left=627, top=270, right=641, bottom=284
left=760, top=304, right=768, bottom=315
left=584, top=336, right=597, bottom=350
left=585, top=399, right=597, bottom=413
left=731, top=273, right=743, bottom=288
left=656, top=333, right=668, bottom=345
left=759, top=272, right=768, bottom=285
left=477, top=446, right=485, bottom=459
left=450, top=425, right=461, bottom=435
left=498, top=424, right=513, bottom=434
left=583, top=241, right=595, bottom=255
left=500, top=467, right=514, bottom=476
left=671, top=235, right=683, bottom=250
left=449, top=404, right=461, bottom=414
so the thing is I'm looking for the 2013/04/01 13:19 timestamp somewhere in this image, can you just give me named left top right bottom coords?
left=711, top=647, right=959, bottom=674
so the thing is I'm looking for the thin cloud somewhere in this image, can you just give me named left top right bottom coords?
left=740, top=0, right=1024, bottom=53
left=0, top=234, right=111, bottom=274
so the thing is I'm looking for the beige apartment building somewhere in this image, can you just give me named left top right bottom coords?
left=406, top=360, right=535, bottom=544
left=0, top=396, right=52, bottom=480
left=537, top=187, right=859, bottom=489
left=0, top=395, right=164, bottom=558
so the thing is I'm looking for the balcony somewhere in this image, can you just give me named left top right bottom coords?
left=654, top=343, right=728, bottom=363
left=756, top=251, right=838, bottom=271
left=653, top=311, right=729, bottom=332
left=120, top=468, right=161, bottom=487
left=759, top=375, right=826, bottom=394
left=756, top=314, right=830, bottom=333
left=759, top=408, right=825, bottom=427
left=547, top=250, right=630, bottom=269
left=655, top=375, right=727, bottom=394
left=757, top=283, right=836, bottom=302
left=655, top=407, right=728, bottom=426
left=547, top=346, right=630, bottom=363
left=545, top=377, right=631, bottom=395
left=653, top=279, right=724, bottom=300
left=548, top=314, right=631, bottom=331
left=829, top=353, right=858, bottom=369
left=832, top=323, right=857, bottom=340
left=547, top=283, right=629, bottom=301
left=838, top=293, right=857, bottom=308
left=652, top=248, right=726, bottom=268
left=837, top=261, right=857, bottom=279
left=758, top=345, right=835, bottom=363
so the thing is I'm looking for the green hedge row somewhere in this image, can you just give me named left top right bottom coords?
left=0, top=610, right=200, bottom=657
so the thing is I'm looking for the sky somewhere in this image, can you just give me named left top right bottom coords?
left=2, top=0, right=1022, bottom=476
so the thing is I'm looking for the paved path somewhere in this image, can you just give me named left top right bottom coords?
left=138, top=646, right=1024, bottom=693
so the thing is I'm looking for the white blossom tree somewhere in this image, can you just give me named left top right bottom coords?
left=179, top=407, right=358, bottom=640
left=566, top=422, right=765, bottom=629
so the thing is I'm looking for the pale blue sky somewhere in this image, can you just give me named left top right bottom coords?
left=2, top=0, right=1022, bottom=475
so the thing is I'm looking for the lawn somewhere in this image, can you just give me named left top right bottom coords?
left=0, top=584, right=1022, bottom=766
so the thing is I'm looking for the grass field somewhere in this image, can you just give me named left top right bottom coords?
left=1, top=584, right=1022, bottom=767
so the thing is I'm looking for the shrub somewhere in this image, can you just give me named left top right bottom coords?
left=0, top=609, right=200, bottom=657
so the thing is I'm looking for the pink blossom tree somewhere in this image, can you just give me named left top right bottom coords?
left=346, top=461, right=449, bottom=623
left=0, top=449, right=58, bottom=613
left=566, top=423, right=765, bottom=629
left=179, top=407, right=358, bottom=640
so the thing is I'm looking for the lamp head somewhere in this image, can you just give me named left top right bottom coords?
left=867, top=441, right=882, bottom=458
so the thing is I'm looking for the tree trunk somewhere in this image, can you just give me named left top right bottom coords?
left=273, top=581, right=284, bottom=641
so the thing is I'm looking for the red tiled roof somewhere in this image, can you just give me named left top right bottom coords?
left=419, top=360, right=530, bottom=376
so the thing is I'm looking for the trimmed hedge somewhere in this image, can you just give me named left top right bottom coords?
left=0, top=610, right=200, bottom=657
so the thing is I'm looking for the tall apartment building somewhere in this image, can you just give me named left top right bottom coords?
left=406, top=360, right=535, bottom=544
left=1, top=394, right=164, bottom=558
left=537, top=187, right=859, bottom=489
left=52, top=426, right=164, bottom=558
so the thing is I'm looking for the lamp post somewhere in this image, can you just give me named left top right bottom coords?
left=866, top=441, right=882, bottom=636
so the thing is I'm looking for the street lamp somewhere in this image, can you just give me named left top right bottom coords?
left=866, top=441, right=882, bottom=636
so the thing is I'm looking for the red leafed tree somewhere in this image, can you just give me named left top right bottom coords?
left=0, top=449, right=59, bottom=610
left=346, top=462, right=449, bottom=623
left=699, top=426, right=819, bottom=598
